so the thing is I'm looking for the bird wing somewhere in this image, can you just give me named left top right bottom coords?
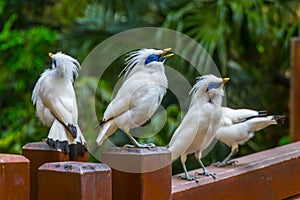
left=216, top=123, right=251, bottom=147
left=216, top=115, right=278, bottom=147
left=39, top=75, right=75, bottom=126
left=32, top=71, right=55, bottom=126
left=102, top=71, right=163, bottom=122
left=222, top=107, right=260, bottom=124
left=168, top=109, right=201, bottom=161
left=43, top=94, right=74, bottom=126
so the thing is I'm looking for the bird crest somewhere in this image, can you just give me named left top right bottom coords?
left=49, top=52, right=81, bottom=82
left=119, top=48, right=172, bottom=80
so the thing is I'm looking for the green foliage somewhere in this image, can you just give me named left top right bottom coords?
left=0, top=5, right=58, bottom=153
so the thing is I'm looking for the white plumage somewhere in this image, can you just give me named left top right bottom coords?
left=96, top=48, right=173, bottom=147
left=214, top=107, right=284, bottom=166
left=32, top=52, right=87, bottom=160
left=168, top=74, right=229, bottom=181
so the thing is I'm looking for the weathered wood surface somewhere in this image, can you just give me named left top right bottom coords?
left=0, top=154, right=30, bottom=200
left=102, top=147, right=172, bottom=200
left=22, top=142, right=89, bottom=200
left=38, top=161, right=111, bottom=200
left=172, top=141, right=300, bottom=200
left=290, top=37, right=300, bottom=142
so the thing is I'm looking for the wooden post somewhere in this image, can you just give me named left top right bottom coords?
left=101, top=147, right=172, bottom=200
left=38, top=161, right=111, bottom=200
left=22, top=142, right=89, bottom=200
left=0, top=154, right=30, bottom=200
left=290, top=38, right=300, bottom=141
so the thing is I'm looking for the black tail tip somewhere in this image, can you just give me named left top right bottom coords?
left=46, top=138, right=88, bottom=160
left=274, top=115, right=285, bottom=124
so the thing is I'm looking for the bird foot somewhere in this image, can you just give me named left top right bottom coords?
left=178, top=175, right=199, bottom=183
left=195, top=170, right=217, bottom=179
left=123, top=143, right=156, bottom=148
left=212, top=160, right=238, bottom=167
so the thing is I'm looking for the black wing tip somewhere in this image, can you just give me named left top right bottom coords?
left=99, top=119, right=106, bottom=126
left=258, top=110, right=268, bottom=116
left=66, top=124, right=77, bottom=138
left=95, top=119, right=106, bottom=129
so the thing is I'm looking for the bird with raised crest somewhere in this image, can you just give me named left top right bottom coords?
left=168, top=74, right=229, bottom=182
left=32, top=52, right=87, bottom=160
left=213, top=107, right=285, bottom=167
left=95, top=48, right=174, bottom=148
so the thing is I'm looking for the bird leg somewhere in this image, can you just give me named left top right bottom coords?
left=178, top=161, right=199, bottom=182
left=212, top=146, right=239, bottom=167
left=123, top=131, right=155, bottom=148
left=195, top=159, right=217, bottom=179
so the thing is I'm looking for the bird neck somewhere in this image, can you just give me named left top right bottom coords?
left=55, top=66, right=75, bottom=82
left=191, top=92, right=222, bottom=107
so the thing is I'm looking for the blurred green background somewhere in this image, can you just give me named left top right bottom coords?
left=0, top=0, right=298, bottom=174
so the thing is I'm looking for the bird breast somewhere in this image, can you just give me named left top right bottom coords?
left=185, top=103, right=222, bottom=154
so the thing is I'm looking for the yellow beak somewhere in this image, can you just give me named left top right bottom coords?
left=162, top=48, right=174, bottom=59
left=163, top=48, right=172, bottom=53
left=164, top=53, right=174, bottom=58
left=223, top=77, right=230, bottom=83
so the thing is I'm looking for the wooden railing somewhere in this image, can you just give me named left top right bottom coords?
left=1, top=38, right=300, bottom=200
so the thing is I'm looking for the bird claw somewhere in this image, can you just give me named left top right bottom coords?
left=212, top=160, right=238, bottom=167
left=123, top=143, right=156, bottom=148
left=195, top=171, right=217, bottom=179
left=178, top=175, right=199, bottom=183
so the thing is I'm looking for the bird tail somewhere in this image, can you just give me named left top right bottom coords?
left=273, top=115, right=285, bottom=124
left=47, top=120, right=87, bottom=160
left=95, top=120, right=118, bottom=147
left=168, top=146, right=182, bottom=161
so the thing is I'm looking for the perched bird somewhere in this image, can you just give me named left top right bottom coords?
left=32, top=52, right=87, bottom=160
left=168, top=75, right=229, bottom=181
left=213, top=107, right=285, bottom=167
left=95, top=48, right=174, bottom=148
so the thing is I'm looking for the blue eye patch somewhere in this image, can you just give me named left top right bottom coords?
left=52, top=58, right=57, bottom=68
left=207, top=81, right=222, bottom=91
left=145, top=54, right=163, bottom=64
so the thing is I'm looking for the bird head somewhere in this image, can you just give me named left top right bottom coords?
left=143, top=48, right=174, bottom=65
left=190, top=74, right=229, bottom=104
left=121, top=48, right=173, bottom=79
left=48, top=52, right=81, bottom=81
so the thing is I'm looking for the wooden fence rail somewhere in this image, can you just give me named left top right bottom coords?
left=1, top=141, right=300, bottom=199
left=172, top=141, right=300, bottom=200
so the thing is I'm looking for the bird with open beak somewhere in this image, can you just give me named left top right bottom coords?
left=95, top=48, right=173, bottom=148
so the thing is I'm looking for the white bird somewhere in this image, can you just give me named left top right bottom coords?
left=213, top=107, right=285, bottom=167
left=32, top=52, right=87, bottom=160
left=95, top=48, right=174, bottom=148
left=168, top=75, right=229, bottom=181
